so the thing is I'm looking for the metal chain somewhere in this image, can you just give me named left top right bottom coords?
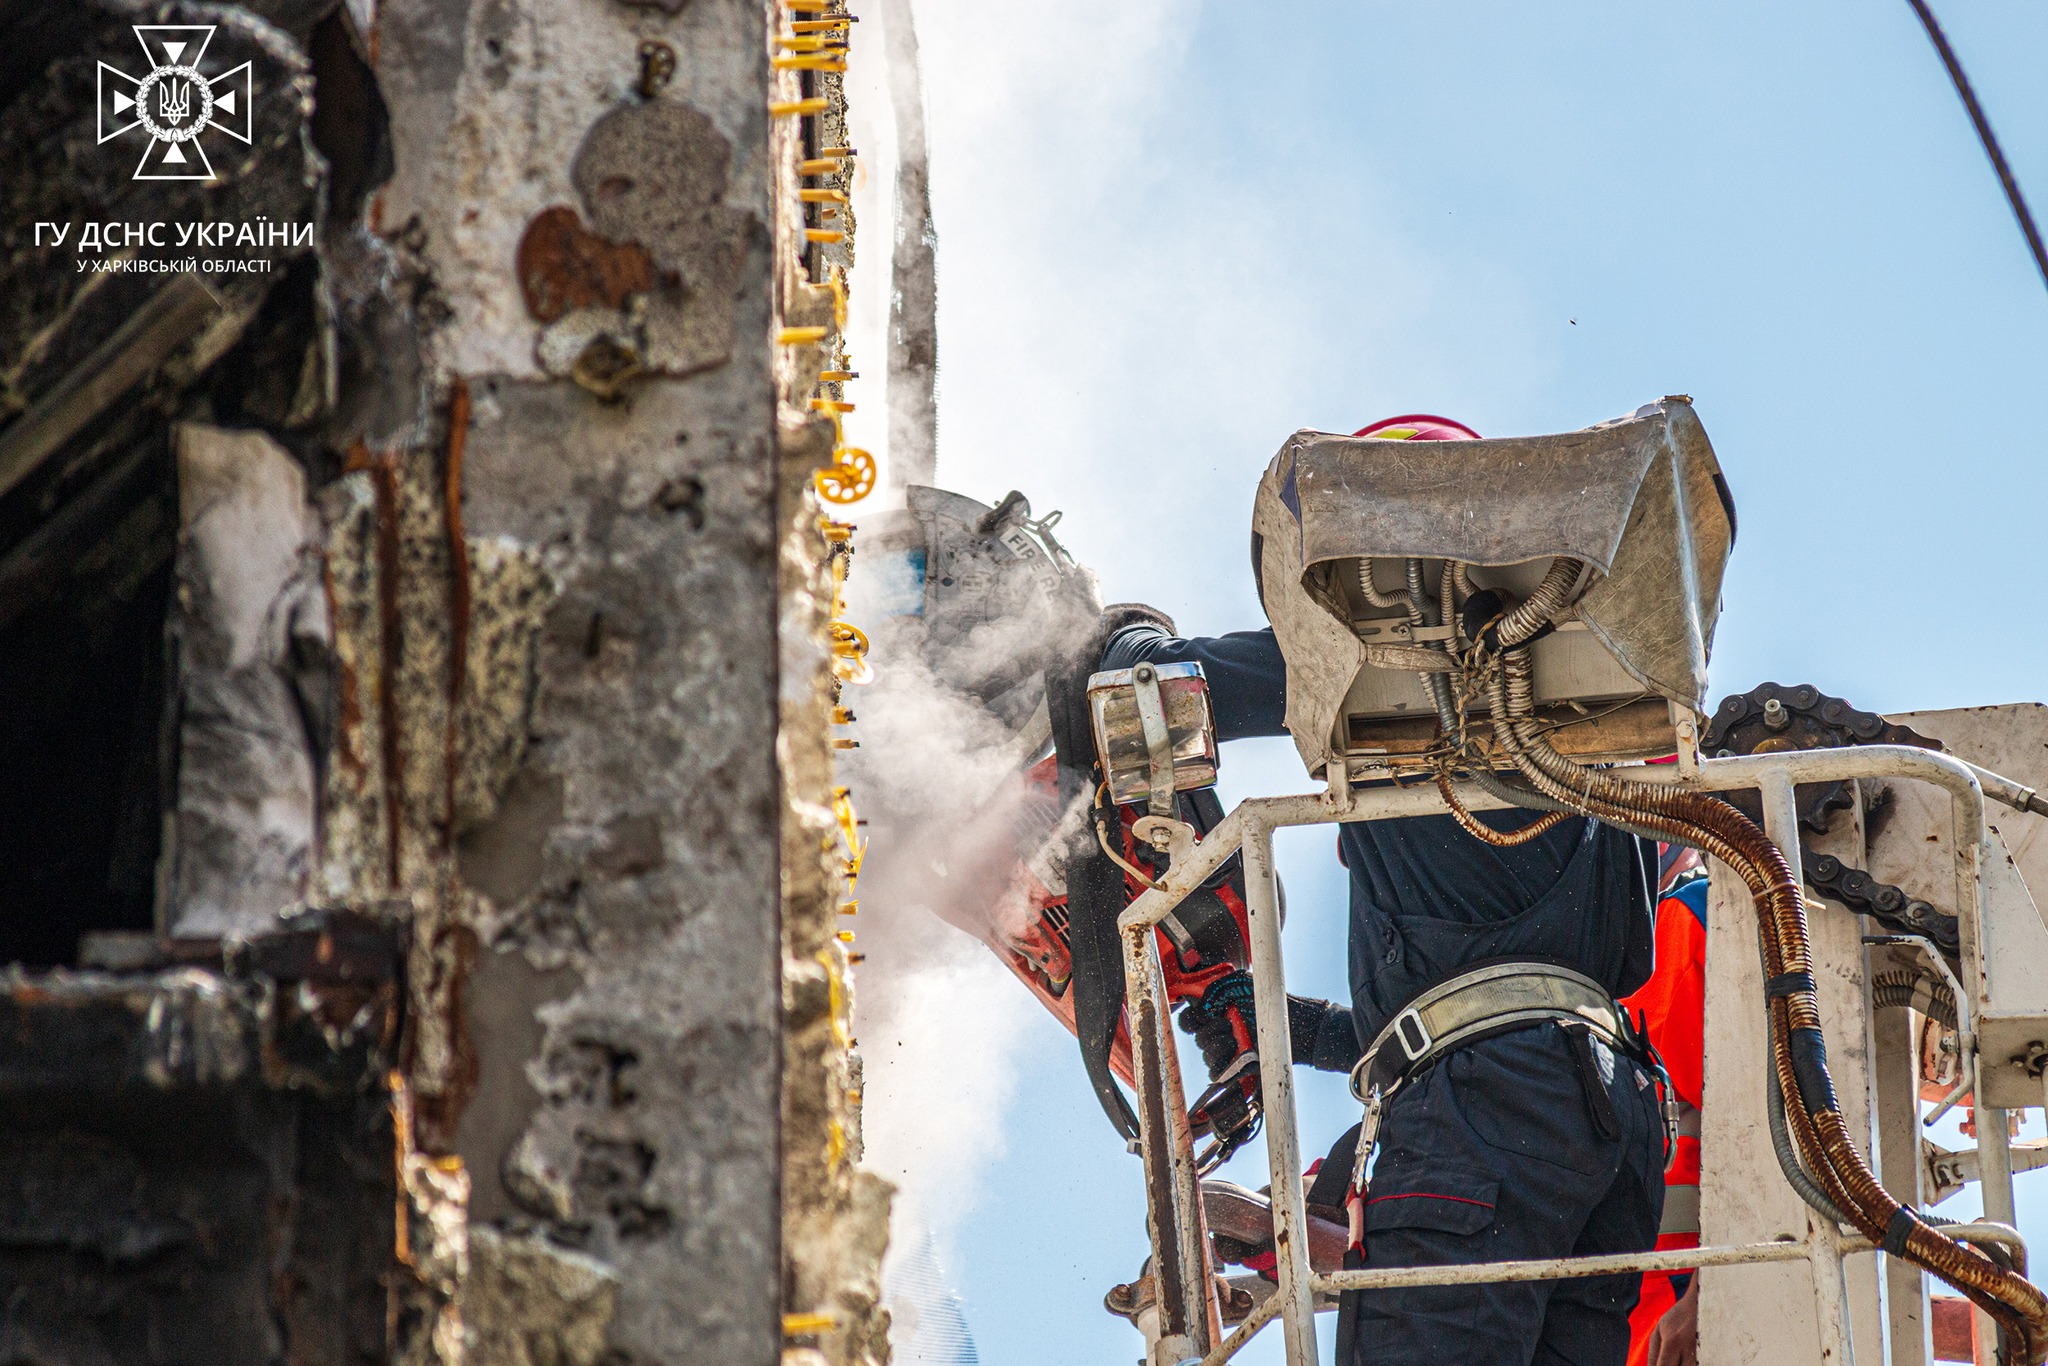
left=1702, top=682, right=1960, bottom=955
left=1808, top=851, right=1958, bottom=955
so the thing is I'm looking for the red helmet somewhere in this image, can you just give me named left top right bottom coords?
left=1353, top=413, right=1481, bottom=441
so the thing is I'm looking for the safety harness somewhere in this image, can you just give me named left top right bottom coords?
left=1344, top=961, right=1673, bottom=1195
left=1332, top=961, right=1675, bottom=1358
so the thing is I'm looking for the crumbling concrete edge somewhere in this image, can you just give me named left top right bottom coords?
left=774, top=5, right=895, bottom=1364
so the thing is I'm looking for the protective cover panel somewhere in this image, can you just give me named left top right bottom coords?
left=848, top=485, right=1102, bottom=747
left=1252, top=398, right=1733, bottom=775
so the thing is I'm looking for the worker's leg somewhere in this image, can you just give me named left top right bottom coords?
left=1345, top=1026, right=1662, bottom=1366
left=1533, top=1040, right=1665, bottom=1366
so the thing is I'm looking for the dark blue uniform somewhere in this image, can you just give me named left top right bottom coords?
left=1103, top=624, right=1666, bottom=1366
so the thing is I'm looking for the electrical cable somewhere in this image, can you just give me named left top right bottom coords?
left=1356, top=558, right=1411, bottom=613
left=1903, top=0, right=2048, bottom=295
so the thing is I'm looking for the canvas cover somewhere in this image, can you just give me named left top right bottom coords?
left=1251, top=398, right=1734, bottom=775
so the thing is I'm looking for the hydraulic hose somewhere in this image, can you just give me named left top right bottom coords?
left=1451, top=562, right=2048, bottom=1364
left=1763, top=997, right=1853, bottom=1226
left=1873, top=969, right=1960, bottom=1031
left=1489, top=555, right=1581, bottom=649
left=1406, top=555, right=1662, bottom=846
left=1403, top=558, right=1431, bottom=633
left=1439, top=765, right=1676, bottom=846
left=1435, top=770, right=1571, bottom=847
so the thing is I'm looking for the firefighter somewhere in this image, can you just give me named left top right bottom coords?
left=1105, top=415, right=1667, bottom=1365
left=1623, top=847, right=1709, bottom=1366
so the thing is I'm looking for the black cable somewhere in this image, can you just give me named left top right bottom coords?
left=1903, top=0, right=2048, bottom=295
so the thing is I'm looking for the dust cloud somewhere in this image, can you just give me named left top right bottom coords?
left=835, top=598, right=1073, bottom=1253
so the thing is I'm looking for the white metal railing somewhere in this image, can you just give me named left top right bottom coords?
left=1115, top=744, right=2010, bottom=1366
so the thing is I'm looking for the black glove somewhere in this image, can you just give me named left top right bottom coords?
left=1181, top=980, right=1362, bottom=1074
left=1179, top=973, right=1257, bottom=1076
left=1286, top=995, right=1363, bottom=1074
left=1178, top=975, right=1262, bottom=1164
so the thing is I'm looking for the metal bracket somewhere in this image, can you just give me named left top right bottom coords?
left=1924, top=1137, right=2048, bottom=1205
left=1670, top=699, right=1701, bottom=782
left=1132, top=815, right=1198, bottom=863
left=1133, top=663, right=1177, bottom=822
left=1353, top=620, right=1454, bottom=643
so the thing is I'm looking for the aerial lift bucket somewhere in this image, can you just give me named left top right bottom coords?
left=1107, top=401, right=2048, bottom=1366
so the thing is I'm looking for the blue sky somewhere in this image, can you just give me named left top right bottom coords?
left=843, top=2, right=2048, bottom=1361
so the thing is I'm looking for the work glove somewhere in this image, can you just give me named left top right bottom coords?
left=1178, top=974, right=1262, bottom=1166
left=1285, top=994, right=1364, bottom=1074
left=1180, top=974, right=1257, bottom=1074
left=1181, top=981, right=1362, bottom=1074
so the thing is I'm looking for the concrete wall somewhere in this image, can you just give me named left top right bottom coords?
left=361, top=0, right=789, bottom=1358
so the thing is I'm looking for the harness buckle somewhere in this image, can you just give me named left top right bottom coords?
left=1393, top=1006, right=1431, bottom=1062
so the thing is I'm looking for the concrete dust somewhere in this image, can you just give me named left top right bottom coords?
left=838, top=619, right=1048, bottom=1242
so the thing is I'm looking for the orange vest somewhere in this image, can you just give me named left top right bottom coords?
left=1621, top=878, right=1707, bottom=1366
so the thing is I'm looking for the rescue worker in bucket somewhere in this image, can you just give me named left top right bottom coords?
left=1109, top=415, right=1669, bottom=1365
left=1622, top=846, right=1709, bottom=1366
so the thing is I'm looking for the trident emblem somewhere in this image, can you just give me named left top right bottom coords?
left=96, top=26, right=254, bottom=181
left=158, top=78, right=192, bottom=126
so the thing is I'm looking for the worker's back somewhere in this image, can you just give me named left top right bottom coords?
left=1338, top=808, right=1657, bottom=1039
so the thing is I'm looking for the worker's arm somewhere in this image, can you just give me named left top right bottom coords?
left=1099, top=623, right=1288, bottom=743
left=1289, top=995, right=1363, bottom=1072
left=1102, top=624, right=1360, bottom=1072
left=1183, top=989, right=1361, bottom=1074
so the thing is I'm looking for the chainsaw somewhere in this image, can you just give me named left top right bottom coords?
left=845, top=486, right=1269, bottom=1166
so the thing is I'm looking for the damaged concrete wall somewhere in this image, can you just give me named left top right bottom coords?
left=350, top=0, right=794, bottom=1359
left=0, top=0, right=894, bottom=1359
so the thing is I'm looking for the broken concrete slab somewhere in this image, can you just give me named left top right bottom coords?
left=164, top=422, right=328, bottom=940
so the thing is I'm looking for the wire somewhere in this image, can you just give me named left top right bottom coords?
left=1091, top=784, right=1162, bottom=891
left=1434, top=768, right=1570, bottom=847
left=1903, top=0, right=2048, bottom=295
